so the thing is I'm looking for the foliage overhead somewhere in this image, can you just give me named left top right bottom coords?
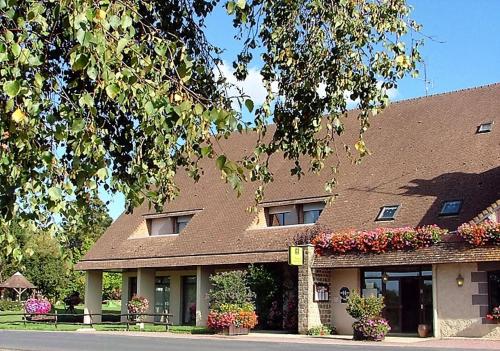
left=0, top=0, right=421, bottom=260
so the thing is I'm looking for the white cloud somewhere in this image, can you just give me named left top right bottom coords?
left=215, top=62, right=275, bottom=108
left=215, top=62, right=398, bottom=111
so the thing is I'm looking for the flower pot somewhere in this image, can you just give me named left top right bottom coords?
left=223, top=325, right=249, bottom=336
left=418, top=324, right=431, bottom=338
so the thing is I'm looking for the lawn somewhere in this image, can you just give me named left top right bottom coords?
left=0, top=303, right=210, bottom=334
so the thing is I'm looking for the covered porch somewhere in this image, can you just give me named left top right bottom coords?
left=83, top=266, right=212, bottom=326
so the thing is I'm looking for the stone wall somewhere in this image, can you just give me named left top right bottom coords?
left=436, top=262, right=500, bottom=338
left=298, top=246, right=333, bottom=334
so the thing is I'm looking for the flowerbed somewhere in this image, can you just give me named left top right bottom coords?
left=24, top=298, right=51, bottom=315
left=458, top=221, right=500, bottom=246
left=207, top=309, right=258, bottom=330
left=311, top=225, right=446, bottom=255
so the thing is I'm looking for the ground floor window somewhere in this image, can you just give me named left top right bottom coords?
left=488, top=271, right=500, bottom=309
left=362, top=266, right=432, bottom=334
left=182, top=276, right=197, bottom=325
left=155, top=276, right=170, bottom=322
left=128, top=277, right=137, bottom=300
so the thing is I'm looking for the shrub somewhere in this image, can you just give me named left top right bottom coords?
left=346, top=291, right=390, bottom=341
left=346, top=291, right=384, bottom=320
left=307, top=324, right=335, bottom=336
left=353, top=317, right=391, bottom=341
left=0, top=300, right=23, bottom=311
left=24, top=298, right=51, bottom=314
left=207, top=271, right=258, bottom=331
left=208, top=271, right=254, bottom=310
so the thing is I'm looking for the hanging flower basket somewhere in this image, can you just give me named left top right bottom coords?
left=127, top=295, right=149, bottom=322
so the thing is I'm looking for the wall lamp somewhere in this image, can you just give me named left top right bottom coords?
left=456, top=273, right=464, bottom=287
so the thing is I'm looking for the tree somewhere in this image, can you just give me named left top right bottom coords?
left=0, top=0, right=422, bottom=261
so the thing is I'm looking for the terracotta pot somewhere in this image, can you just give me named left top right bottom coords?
left=223, top=325, right=249, bottom=336
left=418, top=324, right=431, bottom=338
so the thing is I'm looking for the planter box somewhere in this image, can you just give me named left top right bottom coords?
left=223, top=325, right=249, bottom=336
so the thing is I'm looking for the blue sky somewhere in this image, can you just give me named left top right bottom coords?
left=104, top=0, right=500, bottom=220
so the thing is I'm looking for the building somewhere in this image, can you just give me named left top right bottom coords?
left=77, top=83, right=500, bottom=337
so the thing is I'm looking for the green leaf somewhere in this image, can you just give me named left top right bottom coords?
left=106, top=84, right=120, bottom=99
left=216, top=155, right=227, bottom=170
left=48, top=186, right=63, bottom=201
left=144, top=101, right=154, bottom=115
left=236, top=0, right=246, bottom=9
left=121, top=15, right=133, bottom=29
left=72, top=53, right=89, bottom=71
left=117, top=38, right=128, bottom=54
left=87, top=66, right=98, bottom=80
left=3, top=80, right=20, bottom=97
left=72, top=118, right=85, bottom=132
left=34, top=73, right=44, bottom=88
left=194, top=103, right=204, bottom=115
left=96, top=167, right=108, bottom=180
left=79, top=93, right=94, bottom=108
left=201, top=146, right=212, bottom=157
left=245, top=99, right=254, bottom=113
left=11, top=43, right=21, bottom=56
left=226, top=1, right=235, bottom=14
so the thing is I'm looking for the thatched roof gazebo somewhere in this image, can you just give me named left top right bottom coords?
left=0, top=272, right=36, bottom=301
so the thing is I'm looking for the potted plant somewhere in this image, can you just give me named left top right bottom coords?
left=418, top=323, right=431, bottom=337
left=24, top=297, right=52, bottom=321
left=127, top=294, right=149, bottom=327
left=346, top=291, right=390, bottom=341
left=207, top=271, right=258, bottom=335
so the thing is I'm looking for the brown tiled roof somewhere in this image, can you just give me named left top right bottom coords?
left=77, top=83, right=500, bottom=270
left=312, top=242, right=500, bottom=268
left=471, top=199, right=500, bottom=223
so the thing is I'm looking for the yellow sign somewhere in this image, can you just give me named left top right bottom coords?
left=288, top=246, right=304, bottom=266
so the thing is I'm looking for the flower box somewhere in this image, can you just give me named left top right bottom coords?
left=223, top=325, right=249, bottom=336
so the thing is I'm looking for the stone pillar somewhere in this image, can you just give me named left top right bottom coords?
left=84, top=270, right=103, bottom=324
left=120, top=272, right=129, bottom=323
left=196, top=266, right=211, bottom=326
left=137, top=268, right=155, bottom=323
left=298, top=245, right=317, bottom=334
left=432, top=264, right=440, bottom=338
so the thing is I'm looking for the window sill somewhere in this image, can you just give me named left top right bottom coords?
left=247, top=223, right=316, bottom=231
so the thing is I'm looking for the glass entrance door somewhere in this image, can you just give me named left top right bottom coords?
left=362, top=266, right=433, bottom=335
left=182, top=276, right=197, bottom=325
left=154, top=277, right=170, bottom=322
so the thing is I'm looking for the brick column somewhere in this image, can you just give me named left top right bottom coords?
left=84, top=270, right=103, bottom=324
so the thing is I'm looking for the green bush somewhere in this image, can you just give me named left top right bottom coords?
left=0, top=300, right=23, bottom=311
left=208, top=271, right=255, bottom=311
left=307, top=324, right=335, bottom=336
left=346, top=291, right=384, bottom=320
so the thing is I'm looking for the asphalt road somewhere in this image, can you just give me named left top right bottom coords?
left=0, top=330, right=495, bottom=351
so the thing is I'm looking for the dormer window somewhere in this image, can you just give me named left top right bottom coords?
left=145, top=210, right=199, bottom=236
left=265, top=201, right=325, bottom=227
left=174, top=215, right=191, bottom=233
left=439, top=200, right=462, bottom=216
left=477, top=122, right=493, bottom=134
left=303, top=203, right=324, bottom=224
left=376, top=205, right=400, bottom=221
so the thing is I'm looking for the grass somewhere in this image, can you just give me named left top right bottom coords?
left=0, top=305, right=211, bottom=334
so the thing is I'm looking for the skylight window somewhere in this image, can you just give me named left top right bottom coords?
left=376, top=205, right=400, bottom=221
left=477, top=122, right=493, bottom=134
left=439, top=200, right=462, bottom=216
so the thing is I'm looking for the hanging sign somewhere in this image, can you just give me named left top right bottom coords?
left=288, top=246, right=304, bottom=266
left=313, top=283, right=330, bottom=302
left=340, top=287, right=350, bottom=303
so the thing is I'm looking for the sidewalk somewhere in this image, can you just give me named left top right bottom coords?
left=76, top=329, right=500, bottom=349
